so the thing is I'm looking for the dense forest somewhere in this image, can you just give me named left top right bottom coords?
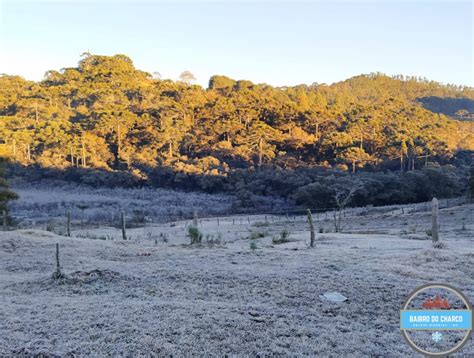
left=1, top=53, right=473, bottom=210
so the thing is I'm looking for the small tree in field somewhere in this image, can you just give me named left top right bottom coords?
left=333, top=179, right=364, bottom=232
left=0, top=158, right=18, bottom=224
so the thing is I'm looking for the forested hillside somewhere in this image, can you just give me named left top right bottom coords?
left=0, top=53, right=473, bottom=208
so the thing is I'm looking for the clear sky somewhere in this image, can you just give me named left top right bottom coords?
left=0, top=0, right=472, bottom=87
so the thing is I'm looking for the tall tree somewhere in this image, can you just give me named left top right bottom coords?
left=0, top=158, right=18, bottom=216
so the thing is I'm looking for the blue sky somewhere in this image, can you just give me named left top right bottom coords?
left=0, top=1, right=472, bottom=87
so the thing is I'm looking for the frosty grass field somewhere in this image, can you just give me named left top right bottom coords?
left=1, top=186, right=473, bottom=356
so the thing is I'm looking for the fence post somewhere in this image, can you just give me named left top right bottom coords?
left=2, top=210, right=6, bottom=230
left=52, top=243, right=63, bottom=280
left=121, top=211, right=127, bottom=240
left=193, top=209, right=198, bottom=227
left=432, top=198, right=439, bottom=246
left=66, top=211, right=71, bottom=237
left=307, top=209, right=316, bottom=248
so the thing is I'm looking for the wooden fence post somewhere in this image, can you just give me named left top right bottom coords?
left=52, top=243, right=63, bottom=280
left=121, top=211, right=127, bottom=240
left=2, top=210, right=6, bottom=229
left=193, top=209, right=198, bottom=227
left=307, top=209, right=316, bottom=248
left=66, top=211, right=71, bottom=237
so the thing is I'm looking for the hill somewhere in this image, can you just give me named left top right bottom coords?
left=0, top=54, right=473, bottom=209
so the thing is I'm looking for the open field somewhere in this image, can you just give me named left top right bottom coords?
left=9, top=182, right=289, bottom=228
left=9, top=183, right=235, bottom=227
left=1, top=200, right=473, bottom=356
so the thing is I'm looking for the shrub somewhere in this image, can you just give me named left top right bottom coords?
left=205, top=233, right=222, bottom=245
left=188, top=226, right=203, bottom=244
left=272, top=229, right=292, bottom=244
left=46, top=222, right=55, bottom=232
left=250, top=240, right=257, bottom=250
left=249, top=231, right=266, bottom=240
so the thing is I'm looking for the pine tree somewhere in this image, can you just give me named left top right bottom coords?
left=0, top=158, right=18, bottom=215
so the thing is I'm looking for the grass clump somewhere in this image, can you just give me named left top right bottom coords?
left=188, top=226, right=203, bottom=244
left=77, top=233, right=110, bottom=240
left=433, top=241, right=448, bottom=249
left=272, top=229, right=292, bottom=244
left=205, top=233, right=223, bottom=245
left=250, top=240, right=258, bottom=251
left=249, top=231, right=267, bottom=240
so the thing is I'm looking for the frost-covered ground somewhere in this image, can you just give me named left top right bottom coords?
left=10, top=183, right=235, bottom=227
left=1, top=201, right=473, bottom=356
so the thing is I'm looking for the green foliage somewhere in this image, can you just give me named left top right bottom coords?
left=249, top=240, right=258, bottom=251
left=208, top=75, right=236, bottom=92
left=292, top=166, right=469, bottom=209
left=0, top=54, right=472, bottom=176
left=0, top=158, right=18, bottom=214
left=187, top=225, right=203, bottom=245
left=0, top=54, right=473, bottom=211
left=272, top=229, right=291, bottom=244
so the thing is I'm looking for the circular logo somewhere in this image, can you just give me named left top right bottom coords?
left=400, top=283, right=473, bottom=356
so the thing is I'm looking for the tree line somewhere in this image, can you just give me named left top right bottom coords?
left=0, top=53, right=473, bottom=178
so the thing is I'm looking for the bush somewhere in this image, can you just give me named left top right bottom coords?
left=250, top=240, right=257, bottom=250
left=187, top=226, right=203, bottom=244
left=249, top=231, right=266, bottom=240
left=6, top=160, right=470, bottom=213
left=272, top=229, right=292, bottom=244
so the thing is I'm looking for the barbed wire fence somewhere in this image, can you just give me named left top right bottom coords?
left=35, top=196, right=472, bottom=238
